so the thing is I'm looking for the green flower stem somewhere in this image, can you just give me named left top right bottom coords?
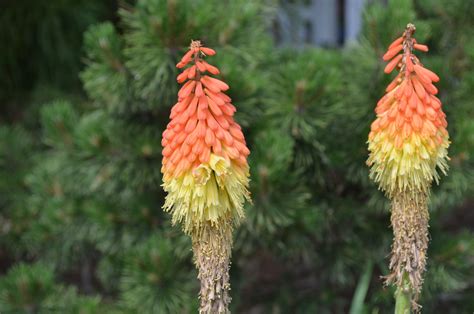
left=395, top=275, right=411, bottom=314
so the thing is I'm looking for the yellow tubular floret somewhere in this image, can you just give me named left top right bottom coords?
left=368, top=131, right=449, bottom=197
left=162, top=154, right=250, bottom=234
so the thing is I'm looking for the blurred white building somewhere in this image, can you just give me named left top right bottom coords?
left=274, top=0, right=369, bottom=47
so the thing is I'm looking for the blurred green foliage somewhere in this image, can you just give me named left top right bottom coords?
left=0, top=0, right=473, bottom=313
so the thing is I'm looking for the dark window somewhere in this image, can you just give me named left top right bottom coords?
left=304, top=20, right=313, bottom=44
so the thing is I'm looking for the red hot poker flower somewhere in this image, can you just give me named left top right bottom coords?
left=367, top=24, right=450, bottom=311
left=162, top=40, right=250, bottom=314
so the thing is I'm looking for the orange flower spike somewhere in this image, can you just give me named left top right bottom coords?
left=367, top=24, right=450, bottom=311
left=369, top=23, right=449, bottom=195
left=162, top=40, right=251, bottom=313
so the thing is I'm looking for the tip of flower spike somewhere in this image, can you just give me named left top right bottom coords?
left=406, top=23, right=416, bottom=33
left=190, top=40, right=216, bottom=56
left=383, top=23, right=415, bottom=62
left=369, top=23, right=449, bottom=197
left=190, top=40, right=202, bottom=51
left=382, top=23, right=431, bottom=78
left=176, top=40, right=217, bottom=68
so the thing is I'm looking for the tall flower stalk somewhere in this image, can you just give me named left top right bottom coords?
left=162, top=40, right=250, bottom=313
left=367, top=24, right=449, bottom=312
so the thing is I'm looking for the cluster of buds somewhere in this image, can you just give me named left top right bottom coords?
left=367, top=24, right=449, bottom=309
left=162, top=40, right=250, bottom=313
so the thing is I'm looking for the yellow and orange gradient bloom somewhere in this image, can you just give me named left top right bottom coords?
left=368, top=25, right=449, bottom=197
left=162, top=41, right=250, bottom=313
left=162, top=41, right=250, bottom=235
left=367, top=24, right=449, bottom=307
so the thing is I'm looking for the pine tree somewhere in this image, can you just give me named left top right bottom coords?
left=0, top=0, right=473, bottom=313
left=0, top=0, right=112, bottom=123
